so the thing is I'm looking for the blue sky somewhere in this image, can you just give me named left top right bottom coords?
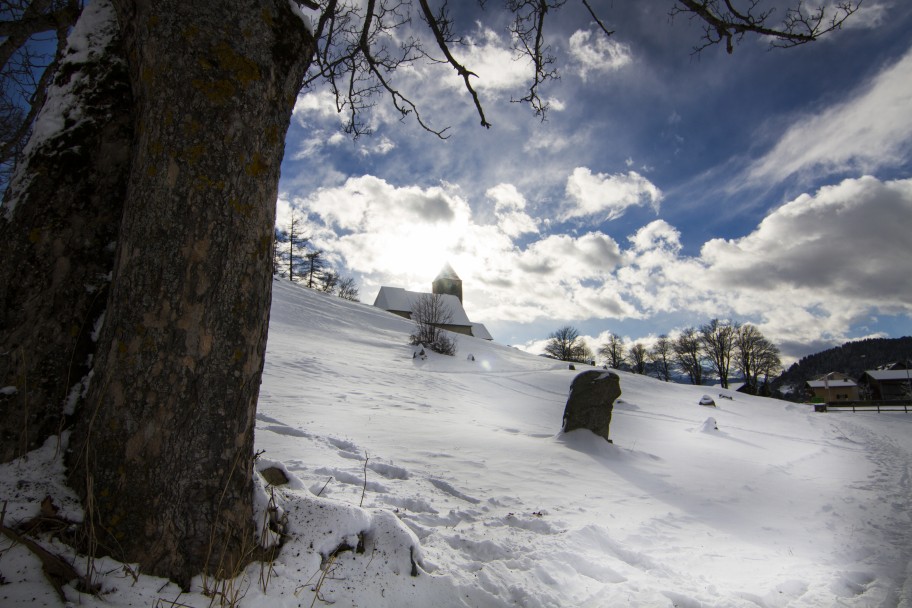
left=278, top=1, right=912, bottom=365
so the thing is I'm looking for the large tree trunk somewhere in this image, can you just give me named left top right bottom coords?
left=0, top=1, right=132, bottom=463
left=67, top=0, right=314, bottom=586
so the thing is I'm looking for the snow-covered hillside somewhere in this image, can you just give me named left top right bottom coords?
left=2, top=279, right=911, bottom=607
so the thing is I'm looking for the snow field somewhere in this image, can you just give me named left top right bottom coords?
left=1, top=278, right=910, bottom=607
left=254, top=280, right=912, bottom=607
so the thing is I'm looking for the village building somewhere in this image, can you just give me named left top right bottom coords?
left=857, top=368, right=912, bottom=401
left=806, top=372, right=860, bottom=402
left=373, top=264, right=493, bottom=340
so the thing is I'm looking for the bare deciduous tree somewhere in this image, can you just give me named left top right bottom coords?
left=544, top=325, right=592, bottom=363
left=650, top=334, right=673, bottom=382
left=410, top=293, right=456, bottom=355
left=628, top=342, right=648, bottom=375
left=674, top=327, right=705, bottom=385
left=599, top=333, right=626, bottom=370
left=735, top=323, right=766, bottom=393
left=319, top=269, right=339, bottom=292
left=756, top=339, right=783, bottom=395
left=337, top=276, right=360, bottom=301
left=700, top=318, right=737, bottom=388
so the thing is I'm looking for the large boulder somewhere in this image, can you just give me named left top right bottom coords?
left=561, top=370, right=621, bottom=442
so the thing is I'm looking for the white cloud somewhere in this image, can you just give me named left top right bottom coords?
left=293, top=90, right=339, bottom=122
left=628, top=220, right=681, bottom=254
left=294, top=176, right=484, bottom=292
left=293, top=175, right=635, bottom=322
left=515, top=232, right=622, bottom=276
left=746, top=45, right=912, bottom=185
left=450, top=26, right=531, bottom=94
left=563, top=167, right=662, bottom=221
left=358, top=135, right=395, bottom=156
left=568, top=29, right=632, bottom=82
left=702, top=175, right=912, bottom=308
left=486, top=183, right=538, bottom=237
left=293, top=174, right=912, bottom=358
left=621, top=176, right=912, bottom=351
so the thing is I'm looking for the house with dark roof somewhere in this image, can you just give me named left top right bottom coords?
left=373, top=265, right=493, bottom=340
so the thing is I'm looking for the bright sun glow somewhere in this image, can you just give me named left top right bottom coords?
left=373, top=213, right=488, bottom=292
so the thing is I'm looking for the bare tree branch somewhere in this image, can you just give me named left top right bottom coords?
left=298, top=0, right=860, bottom=138
left=507, top=0, right=565, bottom=119
left=671, top=0, right=861, bottom=54
left=582, top=0, right=614, bottom=37
left=417, top=0, right=490, bottom=128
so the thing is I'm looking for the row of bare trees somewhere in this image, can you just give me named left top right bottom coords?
left=546, top=320, right=781, bottom=393
left=273, top=210, right=359, bottom=301
left=630, top=320, right=781, bottom=393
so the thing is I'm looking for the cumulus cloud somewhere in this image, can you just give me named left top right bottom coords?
left=568, top=29, right=632, bottom=81
left=702, top=175, right=912, bottom=308
left=450, top=26, right=531, bottom=94
left=293, top=90, right=339, bottom=122
left=293, top=173, right=911, bottom=359
left=358, top=136, right=395, bottom=156
left=628, top=220, right=681, bottom=253
left=563, top=167, right=662, bottom=221
left=486, top=183, right=538, bottom=237
left=746, top=45, right=912, bottom=185
left=516, top=232, right=622, bottom=276
left=293, top=176, right=473, bottom=280
left=622, top=176, right=912, bottom=353
left=293, top=175, right=637, bottom=322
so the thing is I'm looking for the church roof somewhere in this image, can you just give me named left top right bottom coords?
left=373, top=286, right=472, bottom=326
left=434, top=263, right=461, bottom=282
left=470, top=323, right=493, bottom=341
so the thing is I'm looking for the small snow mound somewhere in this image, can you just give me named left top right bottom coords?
left=699, top=394, right=716, bottom=406
left=699, top=417, right=719, bottom=433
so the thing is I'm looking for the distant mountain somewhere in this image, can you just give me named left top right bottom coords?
left=773, top=336, right=912, bottom=397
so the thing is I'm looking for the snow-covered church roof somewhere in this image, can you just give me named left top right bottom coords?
left=373, top=287, right=472, bottom=326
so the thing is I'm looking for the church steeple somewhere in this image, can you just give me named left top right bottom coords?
left=432, top=263, right=463, bottom=304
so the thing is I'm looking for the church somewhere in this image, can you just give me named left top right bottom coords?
left=373, top=264, right=493, bottom=340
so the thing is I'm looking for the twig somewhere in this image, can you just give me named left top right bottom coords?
left=316, top=476, right=332, bottom=497
left=360, top=454, right=369, bottom=507
left=1, top=524, right=84, bottom=601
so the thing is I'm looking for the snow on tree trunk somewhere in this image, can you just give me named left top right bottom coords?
left=66, top=0, right=315, bottom=586
left=0, top=0, right=132, bottom=463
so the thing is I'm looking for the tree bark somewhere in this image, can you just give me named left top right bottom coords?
left=0, top=1, right=132, bottom=463
left=67, top=0, right=314, bottom=586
